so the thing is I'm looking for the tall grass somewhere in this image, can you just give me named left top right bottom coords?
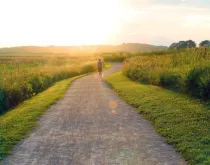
left=122, top=48, right=210, bottom=99
left=102, top=49, right=184, bottom=62
left=0, top=54, right=97, bottom=113
left=102, top=52, right=132, bottom=62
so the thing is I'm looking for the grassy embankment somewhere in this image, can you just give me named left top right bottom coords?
left=103, top=48, right=210, bottom=164
left=105, top=48, right=210, bottom=164
left=105, top=72, right=210, bottom=165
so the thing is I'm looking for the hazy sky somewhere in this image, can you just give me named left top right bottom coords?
left=0, top=0, right=210, bottom=47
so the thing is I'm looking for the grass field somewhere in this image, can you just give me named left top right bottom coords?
left=101, top=49, right=184, bottom=62
left=105, top=72, right=210, bottom=165
left=122, top=48, right=210, bottom=99
left=1, top=48, right=210, bottom=164
left=0, top=52, right=99, bottom=113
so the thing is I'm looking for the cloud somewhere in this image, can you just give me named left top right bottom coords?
left=110, top=3, right=210, bottom=46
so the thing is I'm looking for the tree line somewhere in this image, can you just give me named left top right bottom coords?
left=169, top=40, right=210, bottom=49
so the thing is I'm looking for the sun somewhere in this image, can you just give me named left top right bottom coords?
left=0, top=0, right=121, bottom=46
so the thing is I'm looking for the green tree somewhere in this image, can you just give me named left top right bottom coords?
left=185, top=40, right=196, bottom=48
left=169, top=40, right=196, bottom=49
left=169, top=43, right=177, bottom=49
left=199, top=40, right=210, bottom=47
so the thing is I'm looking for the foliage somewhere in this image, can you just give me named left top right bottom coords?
left=185, top=66, right=210, bottom=99
left=160, top=71, right=182, bottom=86
left=0, top=54, right=97, bottom=113
left=122, top=47, right=210, bottom=99
left=102, top=52, right=131, bottom=62
left=102, top=49, right=183, bottom=62
left=169, top=40, right=196, bottom=49
left=199, top=40, right=210, bottom=47
left=81, top=63, right=97, bottom=74
left=105, top=72, right=210, bottom=165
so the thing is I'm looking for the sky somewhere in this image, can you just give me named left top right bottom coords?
left=0, top=0, right=210, bottom=47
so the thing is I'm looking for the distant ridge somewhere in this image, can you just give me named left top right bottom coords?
left=0, top=43, right=167, bottom=53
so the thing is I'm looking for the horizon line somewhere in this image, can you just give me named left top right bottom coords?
left=0, top=43, right=168, bottom=49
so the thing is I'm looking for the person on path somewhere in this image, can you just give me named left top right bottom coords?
left=97, top=59, right=103, bottom=76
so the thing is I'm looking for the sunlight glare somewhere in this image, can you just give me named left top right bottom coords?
left=0, top=0, right=121, bottom=46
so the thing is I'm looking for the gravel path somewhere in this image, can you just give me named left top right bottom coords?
left=2, top=63, right=186, bottom=165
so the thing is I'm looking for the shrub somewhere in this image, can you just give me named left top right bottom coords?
left=185, top=66, right=210, bottom=99
left=29, top=76, right=44, bottom=93
left=102, top=50, right=183, bottom=62
left=0, top=89, right=5, bottom=113
left=103, top=52, right=129, bottom=62
left=80, top=63, right=96, bottom=74
left=160, top=71, right=182, bottom=87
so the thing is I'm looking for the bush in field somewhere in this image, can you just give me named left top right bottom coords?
left=185, top=66, right=210, bottom=98
left=80, top=63, right=96, bottom=74
left=123, top=55, right=173, bottom=85
left=159, top=71, right=182, bottom=87
left=0, top=89, right=5, bottom=113
left=29, top=76, right=44, bottom=93
left=102, top=50, right=183, bottom=62
left=103, top=52, right=130, bottom=62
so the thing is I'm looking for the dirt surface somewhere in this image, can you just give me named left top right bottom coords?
left=2, top=63, right=186, bottom=165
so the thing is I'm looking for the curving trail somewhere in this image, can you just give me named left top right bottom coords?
left=2, top=63, right=186, bottom=165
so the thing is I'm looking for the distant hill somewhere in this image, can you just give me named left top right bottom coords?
left=0, top=43, right=167, bottom=53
